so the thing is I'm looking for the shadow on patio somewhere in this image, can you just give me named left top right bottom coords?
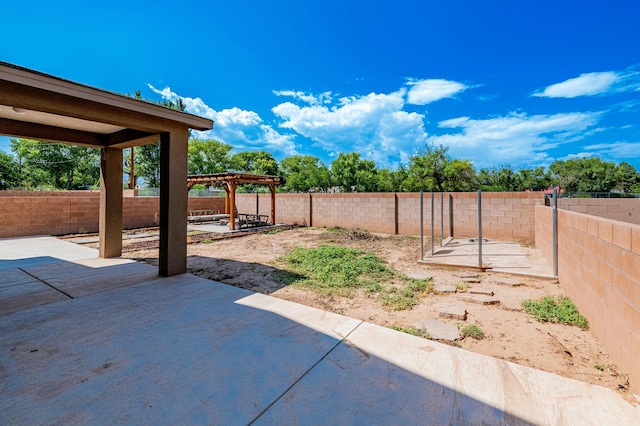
left=1, top=237, right=638, bottom=424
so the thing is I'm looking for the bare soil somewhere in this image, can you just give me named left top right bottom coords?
left=122, top=227, right=635, bottom=397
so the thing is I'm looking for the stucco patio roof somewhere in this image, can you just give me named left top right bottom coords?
left=0, top=61, right=212, bottom=148
left=0, top=61, right=214, bottom=276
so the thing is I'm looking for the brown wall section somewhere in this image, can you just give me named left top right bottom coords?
left=536, top=205, right=640, bottom=388
left=0, top=191, right=223, bottom=238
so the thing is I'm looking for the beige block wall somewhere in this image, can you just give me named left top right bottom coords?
left=0, top=191, right=223, bottom=238
left=536, top=205, right=640, bottom=389
left=235, top=192, right=544, bottom=241
left=558, top=198, right=640, bottom=225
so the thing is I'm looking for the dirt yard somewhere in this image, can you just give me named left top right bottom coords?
left=122, top=227, right=634, bottom=397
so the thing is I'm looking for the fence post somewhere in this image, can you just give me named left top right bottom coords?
left=420, top=191, right=424, bottom=261
left=440, top=192, right=444, bottom=246
left=394, top=193, right=399, bottom=235
left=448, top=194, right=454, bottom=238
left=552, top=189, right=558, bottom=276
left=478, top=190, right=482, bottom=268
left=431, top=191, right=435, bottom=256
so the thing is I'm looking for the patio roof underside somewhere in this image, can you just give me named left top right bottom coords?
left=0, top=61, right=213, bottom=276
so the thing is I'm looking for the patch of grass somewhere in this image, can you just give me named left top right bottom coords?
left=264, top=227, right=284, bottom=235
left=324, top=226, right=376, bottom=241
left=275, top=244, right=432, bottom=308
left=455, top=281, right=470, bottom=293
left=200, top=239, right=213, bottom=244
left=379, top=278, right=432, bottom=310
left=522, top=296, right=589, bottom=329
left=390, top=325, right=431, bottom=339
left=595, top=363, right=606, bottom=371
left=459, top=324, right=485, bottom=340
left=270, top=270, right=307, bottom=286
left=276, top=245, right=394, bottom=297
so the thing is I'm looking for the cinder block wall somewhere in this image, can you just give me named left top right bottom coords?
left=558, top=198, right=640, bottom=225
left=237, top=192, right=545, bottom=241
left=536, top=205, right=640, bottom=388
left=0, top=191, right=223, bottom=238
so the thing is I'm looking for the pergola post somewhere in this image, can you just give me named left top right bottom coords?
left=159, top=130, right=189, bottom=276
left=269, top=184, right=276, bottom=225
left=229, top=182, right=237, bottom=230
left=224, top=184, right=230, bottom=214
left=99, top=147, right=123, bottom=258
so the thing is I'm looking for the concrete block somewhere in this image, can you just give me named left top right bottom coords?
left=458, top=294, right=500, bottom=305
left=434, top=283, right=457, bottom=293
left=413, top=319, right=461, bottom=341
left=434, top=304, right=468, bottom=320
left=469, top=289, right=495, bottom=296
left=456, top=273, right=480, bottom=279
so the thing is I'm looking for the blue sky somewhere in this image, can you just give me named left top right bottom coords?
left=2, top=0, right=640, bottom=170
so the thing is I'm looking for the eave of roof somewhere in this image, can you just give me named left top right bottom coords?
left=0, top=61, right=213, bottom=132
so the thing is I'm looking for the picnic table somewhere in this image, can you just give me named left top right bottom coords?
left=237, top=213, right=270, bottom=229
left=187, top=209, right=226, bottom=223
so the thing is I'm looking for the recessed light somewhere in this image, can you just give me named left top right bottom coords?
left=12, top=107, right=26, bottom=114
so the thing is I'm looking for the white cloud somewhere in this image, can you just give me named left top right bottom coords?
left=532, top=71, right=621, bottom=98
left=273, top=90, right=332, bottom=106
left=148, top=85, right=298, bottom=157
left=272, top=89, right=427, bottom=166
left=583, top=141, right=640, bottom=159
left=428, top=111, right=601, bottom=168
left=406, top=79, right=469, bottom=105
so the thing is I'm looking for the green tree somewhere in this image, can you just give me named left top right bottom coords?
left=330, top=152, right=379, bottom=192
left=477, top=165, right=518, bottom=191
left=442, top=159, right=478, bottom=191
left=0, top=151, right=20, bottom=189
left=403, top=144, right=451, bottom=191
left=377, top=166, right=408, bottom=192
left=135, top=144, right=161, bottom=187
left=280, top=155, right=331, bottom=192
left=614, top=162, right=639, bottom=193
left=230, top=151, right=279, bottom=176
left=188, top=138, right=233, bottom=175
left=549, top=157, right=617, bottom=193
left=515, top=167, right=552, bottom=191
left=10, top=138, right=99, bottom=190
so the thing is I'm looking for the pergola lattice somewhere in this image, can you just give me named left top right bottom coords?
left=187, top=173, right=281, bottom=230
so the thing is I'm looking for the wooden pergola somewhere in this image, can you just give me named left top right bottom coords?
left=187, top=173, right=281, bottom=230
left=0, top=62, right=213, bottom=276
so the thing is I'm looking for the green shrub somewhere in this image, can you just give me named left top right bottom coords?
left=522, top=296, right=589, bottom=329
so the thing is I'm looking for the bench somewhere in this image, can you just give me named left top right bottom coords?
left=187, top=209, right=222, bottom=223
left=237, top=213, right=270, bottom=229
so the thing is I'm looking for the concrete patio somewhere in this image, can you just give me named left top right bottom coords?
left=419, top=238, right=556, bottom=279
left=1, top=236, right=638, bottom=425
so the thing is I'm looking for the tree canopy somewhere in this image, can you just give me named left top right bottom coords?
left=1, top=137, right=639, bottom=195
